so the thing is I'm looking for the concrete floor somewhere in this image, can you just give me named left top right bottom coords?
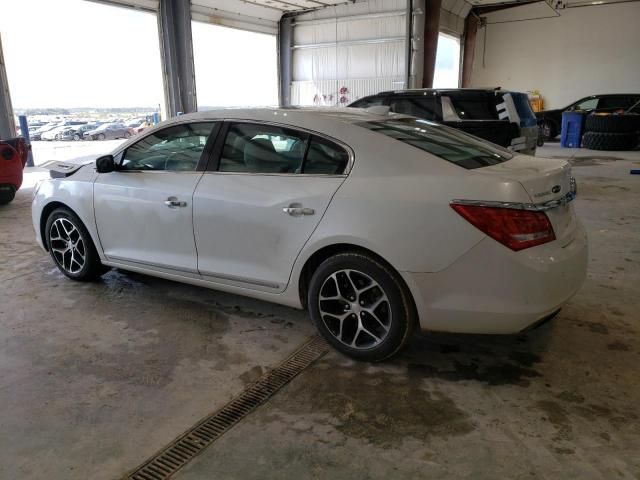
left=0, top=144, right=639, bottom=479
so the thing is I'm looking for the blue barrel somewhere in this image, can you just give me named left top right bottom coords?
left=560, top=111, right=585, bottom=148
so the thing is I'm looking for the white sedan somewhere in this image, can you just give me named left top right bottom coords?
left=32, top=108, right=587, bottom=361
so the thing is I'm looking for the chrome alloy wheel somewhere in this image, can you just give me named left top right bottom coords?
left=49, top=218, right=86, bottom=274
left=318, top=269, right=392, bottom=349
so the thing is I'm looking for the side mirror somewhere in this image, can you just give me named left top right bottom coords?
left=96, top=155, right=116, bottom=173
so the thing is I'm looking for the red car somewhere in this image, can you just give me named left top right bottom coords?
left=0, top=137, right=30, bottom=205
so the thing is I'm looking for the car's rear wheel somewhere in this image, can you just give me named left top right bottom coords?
left=308, top=252, right=416, bottom=362
left=45, top=208, right=109, bottom=281
left=73, top=134, right=81, bottom=141
left=124, top=131, right=132, bottom=138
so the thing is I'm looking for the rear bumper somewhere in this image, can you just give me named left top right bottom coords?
left=401, top=220, right=588, bottom=334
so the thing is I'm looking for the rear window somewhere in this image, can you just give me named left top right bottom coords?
left=357, top=117, right=513, bottom=169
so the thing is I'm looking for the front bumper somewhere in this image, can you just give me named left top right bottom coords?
left=402, top=219, right=588, bottom=334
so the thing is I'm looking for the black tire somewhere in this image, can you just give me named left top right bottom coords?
left=585, top=114, right=640, bottom=134
left=73, top=134, right=81, bottom=141
left=308, top=252, right=416, bottom=362
left=98, top=133, right=106, bottom=140
left=0, top=184, right=16, bottom=205
left=582, top=131, right=639, bottom=151
left=124, top=131, right=131, bottom=138
left=45, top=208, right=110, bottom=281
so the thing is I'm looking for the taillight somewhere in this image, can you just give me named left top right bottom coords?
left=451, top=203, right=555, bottom=251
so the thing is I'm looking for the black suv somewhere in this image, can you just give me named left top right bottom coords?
left=349, top=88, right=539, bottom=155
left=537, top=94, right=640, bottom=139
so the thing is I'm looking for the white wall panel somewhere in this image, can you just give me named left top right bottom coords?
left=470, top=2, right=640, bottom=109
left=291, top=77, right=404, bottom=106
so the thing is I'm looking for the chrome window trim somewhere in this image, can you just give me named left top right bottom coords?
left=213, top=118, right=355, bottom=176
left=451, top=191, right=576, bottom=212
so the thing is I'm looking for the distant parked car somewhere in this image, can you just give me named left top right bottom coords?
left=42, top=125, right=73, bottom=141
left=125, top=119, right=145, bottom=129
left=536, top=93, right=640, bottom=139
left=30, top=123, right=61, bottom=141
left=60, top=124, right=98, bottom=141
left=349, top=88, right=539, bottom=155
left=84, top=123, right=133, bottom=141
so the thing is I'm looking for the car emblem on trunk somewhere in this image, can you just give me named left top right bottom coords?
left=551, top=185, right=561, bottom=194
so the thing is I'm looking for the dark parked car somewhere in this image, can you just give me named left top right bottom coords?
left=536, top=93, right=640, bottom=139
left=84, top=123, right=133, bottom=140
left=60, top=124, right=99, bottom=141
left=349, top=88, right=539, bottom=155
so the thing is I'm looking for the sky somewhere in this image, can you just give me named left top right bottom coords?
left=0, top=0, right=278, bottom=109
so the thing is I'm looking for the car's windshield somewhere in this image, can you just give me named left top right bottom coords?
left=357, top=117, right=513, bottom=169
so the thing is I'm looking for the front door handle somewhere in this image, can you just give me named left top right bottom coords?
left=164, top=196, right=187, bottom=208
left=283, top=204, right=315, bottom=217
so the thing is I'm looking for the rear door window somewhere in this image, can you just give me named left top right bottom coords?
left=218, top=123, right=349, bottom=175
left=389, top=96, right=440, bottom=120
left=302, top=136, right=349, bottom=175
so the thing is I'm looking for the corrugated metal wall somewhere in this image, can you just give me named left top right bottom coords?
left=290, top=0, right=467, bottom=107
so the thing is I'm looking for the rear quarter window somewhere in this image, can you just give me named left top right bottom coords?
left=445, top=94, right=499, bottom=120
left=389, top=96, right=440, bottom=120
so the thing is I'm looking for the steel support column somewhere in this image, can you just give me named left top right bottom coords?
left=421, top=0, right=441, bottom=88
left=0, top=35, right=16, bottom=140
left=461, top=14, right=479, bottom=88
left=278, top=15, right=293, bottom=107
left=158, top=0, right=197, bottom=118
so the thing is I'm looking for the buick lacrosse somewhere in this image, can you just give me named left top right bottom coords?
left=32, top=108, right=587, bottom=361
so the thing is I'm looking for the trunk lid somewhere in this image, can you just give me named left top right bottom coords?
left=477, top=155, right=577, bottom=243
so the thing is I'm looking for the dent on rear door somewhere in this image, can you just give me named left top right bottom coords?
left=193, top=174, right=346, bottom=292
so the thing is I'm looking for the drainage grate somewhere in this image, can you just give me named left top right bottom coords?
left=125, top=335, right=329, bottom=480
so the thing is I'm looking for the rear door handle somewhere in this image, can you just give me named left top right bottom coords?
left=283, top=204, right=315, bottom=217
left=164, top=196, right=187, bottom=208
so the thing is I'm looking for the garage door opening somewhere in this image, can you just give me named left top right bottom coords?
left=191, top=22, right=278, bottom=109
left=0, top=0, right=163, bottom=111
left=433, top=32, right=461, bottom=88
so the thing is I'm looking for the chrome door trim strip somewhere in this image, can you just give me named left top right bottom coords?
left=106, top=256, right=281, bottom=290
left=199, top=270, right=281, bottom=290
left=451, top=191, right=576, bottom=212
left=106, top=256, right=200, bottom=275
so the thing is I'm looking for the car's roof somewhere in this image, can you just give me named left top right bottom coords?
left=168, top=107, right=395, bottom=126
left=372, top=88, right=514, bottom=96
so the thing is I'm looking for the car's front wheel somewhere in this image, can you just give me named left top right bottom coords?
left=308, top=252, right=416, bottom=362
left=45, top=208, right=109, bottom=281
left=73, top=134, right=81, bottom=141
